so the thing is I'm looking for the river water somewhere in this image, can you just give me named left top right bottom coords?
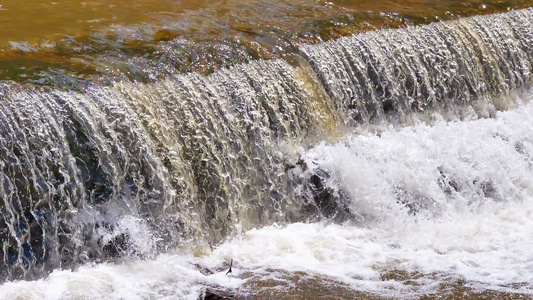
left=0, top=1, right=533, bottom=299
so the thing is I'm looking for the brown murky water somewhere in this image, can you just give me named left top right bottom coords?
left=0, top=0, right=532, bottom=85
left=0, top=0, right=528, bottom=41
left=1, top=0, right=531, bottom=44
left=210, top=269, right=533, bottom=299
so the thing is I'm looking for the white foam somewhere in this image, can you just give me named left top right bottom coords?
left=2, top=92, right=533, bottom=299
left=0, top=253, right=246, bottom=300
left=4, top=207, right=532, bottom=299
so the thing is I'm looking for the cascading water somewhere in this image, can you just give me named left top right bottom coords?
left=0, top=6, right=532, bottom=299
left=0, top=60, right=335, bottom=280
left=300, top=8, right=532, bottom=126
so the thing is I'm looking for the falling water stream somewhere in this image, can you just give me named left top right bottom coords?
left=0, top=2, right=532, bottom=299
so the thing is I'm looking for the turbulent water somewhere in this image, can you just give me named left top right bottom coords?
left=1, top=92, right=533, bottom=299
left=0, top=6, right=532, bottom=299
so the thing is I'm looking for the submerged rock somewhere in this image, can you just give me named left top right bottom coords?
left=200, top=288, right=235, bottom=300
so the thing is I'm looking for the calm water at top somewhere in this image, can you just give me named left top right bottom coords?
left=1, top=0, right=531, bottom=44
left=0, top=0, right=531, bottom=85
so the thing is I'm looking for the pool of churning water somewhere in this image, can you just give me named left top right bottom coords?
left=2, top=91, right=533, bottom=299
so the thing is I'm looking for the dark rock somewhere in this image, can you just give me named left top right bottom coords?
left=98, top=226, right=132, bottom=258
left=200, top=288, right=235, bottom=300
left=297, top=161, right=354, bottom=223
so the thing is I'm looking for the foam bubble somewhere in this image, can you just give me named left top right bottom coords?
left=1, top=92, right=533, bottom=299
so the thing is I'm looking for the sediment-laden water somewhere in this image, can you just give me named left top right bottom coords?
left=0, top=3, right=532, bottom=299
left=1, top=0, right=532, bottom=85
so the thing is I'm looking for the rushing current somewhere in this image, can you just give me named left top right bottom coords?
left=0, top=7, right=532, bottom=299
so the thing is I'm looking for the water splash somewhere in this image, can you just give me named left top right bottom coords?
left=2, top=92, right=533, bottom=297
left=0, top=8, right=532, bottom=281
left=0, top=59, right=334, bottom=279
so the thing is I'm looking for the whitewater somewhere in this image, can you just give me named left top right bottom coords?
left=1, top=90, right=532, bottom=299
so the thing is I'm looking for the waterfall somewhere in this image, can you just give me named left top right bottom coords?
left=0, top=8, right=532, bottom=281
left=300, top=8, right=532, bottom=125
